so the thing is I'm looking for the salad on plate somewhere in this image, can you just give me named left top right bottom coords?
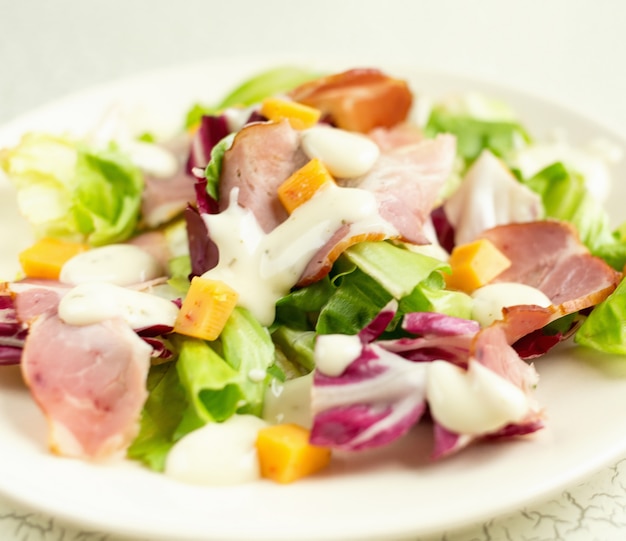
left=1, top=65, right=626, bottom=487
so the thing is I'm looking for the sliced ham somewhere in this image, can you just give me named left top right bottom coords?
left=21, top=314, right=151, bottom=460
left=479, top=220, right=621, bottom=309
left=288, top=68, right=413, bottom=133
left=347, top=134, right=456, bottom=244
left=219, top=120, right=308, bottom=232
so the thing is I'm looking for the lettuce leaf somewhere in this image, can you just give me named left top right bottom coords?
left=126, top=361, right=187, bottom=471
left=277, top=241, right=472, bottom=337
left=523, top=163, right=612, bottom=247
left=185, top=66, right=321, bottom=128
left=425, top=106, right=530, bottom=165
left=575, top=278, right=626, bottom=355
left=1, top=133, right=143, bottom=245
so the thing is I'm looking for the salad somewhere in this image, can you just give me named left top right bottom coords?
left=1, top=65, right=625, bottom=487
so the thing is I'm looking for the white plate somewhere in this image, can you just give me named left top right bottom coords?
left=1, top=58, right=626, bottom=541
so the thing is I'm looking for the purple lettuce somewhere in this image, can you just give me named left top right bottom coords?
left=310, top=305, right=544, bottom=458
left=186, top=115, right=230, bottom=179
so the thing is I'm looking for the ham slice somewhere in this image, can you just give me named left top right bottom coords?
left=21, top=314, right=151, bottom=460
left=474, top=221, right=621, bottom=352
left=219, top=120, right=308, bottom=233
left=479, top=220, right=621, bottom=309
left=347, top=133, right=456, bottom=244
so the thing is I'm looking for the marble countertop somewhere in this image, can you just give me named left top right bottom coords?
left=2, top=1, right=626, bottom=539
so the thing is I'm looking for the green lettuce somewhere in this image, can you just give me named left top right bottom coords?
left=1, top=133, right=143, bottom=245
left=126, top=361, right=187, bottom=471
left=575, top=278, right=626, bottom=355
left=522, top=162, right=626, bottom=269
left=206, top=132, right=235, bottom=200
left=275, top=241, right=472, bottom=337
left=425, top=94, right=530, bottom=166
left=185, top=66, right=321, bottom=128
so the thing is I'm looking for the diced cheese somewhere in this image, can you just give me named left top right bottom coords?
left=19, top=237, right=90, bottom=280
left=173, top=277, right=239, bottom=341
left=444, top=238, right=511, bottom=293
left=260, top=98, right=321, bottom=130
left=277, top=158, right=335, bottom=214
left=255, top=423, right=331, bottom=484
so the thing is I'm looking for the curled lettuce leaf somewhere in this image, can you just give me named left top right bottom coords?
left=1, top=133, right=143, bottom=245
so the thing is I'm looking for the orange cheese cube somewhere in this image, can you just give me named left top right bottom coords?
left=173, top=277, right=239, bottom=341
left=18, top=237, right=90, bottom=280
left=277, top=158, right=335, bottom=214
left=256, top=423, right=331, bottom=484
left=260, top=98, right=321, bottom=130
left=444, top=238, right=511, bottom=293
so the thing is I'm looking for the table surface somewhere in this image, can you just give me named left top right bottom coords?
left=2, top=1, right=626, bottom=539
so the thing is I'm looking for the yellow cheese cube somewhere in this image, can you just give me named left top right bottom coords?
left=444, top=238, right=511, bottom=293
left=260, top=98, right=321, bottom=130
left=173, top=277, right=239, bottom=341
left=277, top=158, right=335, bottom=214
left=256, top=423, right=331, bottom=484
left=18, top=237, right=90, bottom=280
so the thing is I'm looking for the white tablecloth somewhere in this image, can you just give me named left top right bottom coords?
left=2, top=1, right=626, bottom=539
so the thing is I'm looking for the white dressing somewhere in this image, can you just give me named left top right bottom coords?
left=471, top=282, right=552, bottom=327
left=58, top=281, right=179, bottom=328
left=202, top=185, right=397, bottom=326
left=300, top=125, right=380, bottom=178
left=314, top=334, right=362, bottom=377
left=164, top=415, right=267, bottom=486
left=427, top=360, right=530, bottom=435
left=262, top=372, right=314, bottom=428
left=60, top=244, right=163, bottom=286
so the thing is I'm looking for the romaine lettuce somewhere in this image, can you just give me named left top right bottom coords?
left=1, top=133, right=144, bottom=245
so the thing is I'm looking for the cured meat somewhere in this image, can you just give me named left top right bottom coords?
left=289, top=68, right=413, bottom=133
left=479, top=221, right=621, bottom=309
left=21, top=314, right=151, bottom=460
left=219, top=120, right=308, bottom=232
left=349, top=134, right=456, bottom=244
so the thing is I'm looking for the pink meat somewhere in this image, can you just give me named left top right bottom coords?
left=219, top=120, right=308, bottom=232
left=21, top=314, right=151, bottom=460
left=350, top=133, right=456, bottom=244
left=479, top=220, right=621, bottom=309
left=7, top=280, right=71, bottom=324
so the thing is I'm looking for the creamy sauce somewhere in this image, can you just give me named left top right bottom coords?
left=300, top=125, right=380, bottom=178
left=471, top=282, right=552, bottom=327
left=202, top=184, right=398, bottom=325
left=164, top=414, right=267, bottom=486
left=58, top=281, right=179, bottom=328
left=60, top=244, right=163, bottom=286
left=314, top=334, right=362, bottom=376
left=262, top=372, right=313, bottom=428
left=426, top=360, right=529, bottom=435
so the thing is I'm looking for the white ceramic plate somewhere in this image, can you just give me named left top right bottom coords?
left=1, top=58, right=626, bottom=541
